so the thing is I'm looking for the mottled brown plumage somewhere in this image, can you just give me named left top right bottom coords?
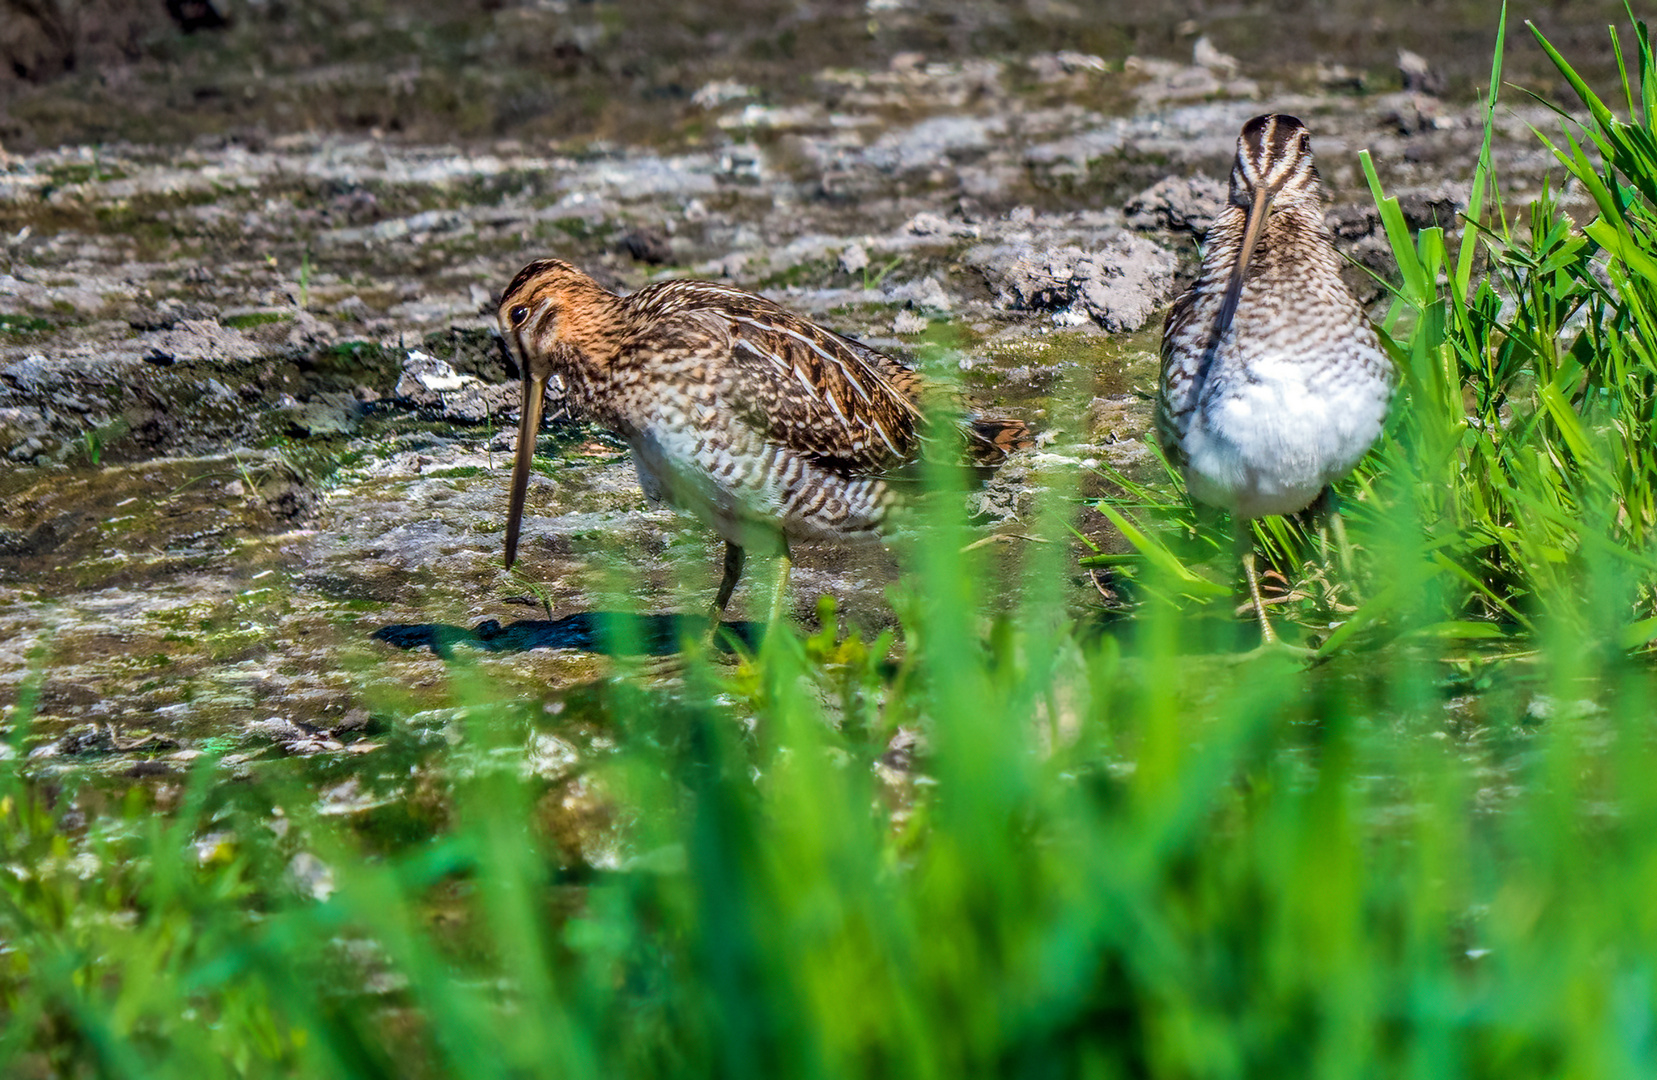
left=498, top=258, right=1030, bottom=622
left=1157, top=114, right=1392, bottom=644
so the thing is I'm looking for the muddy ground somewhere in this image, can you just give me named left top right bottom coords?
left=0, top=0, right=1615, bottom=795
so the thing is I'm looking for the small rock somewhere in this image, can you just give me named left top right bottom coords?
left=280, top=391, right=361, bottom=437
left=287, top=852, right=336, bottom=901
left=1381, top=93, right=1448, bottom=136
left=1192, top=36, right=1240, bottom=76
left=138, top=319, right=262, bottom=365
left=863, top=115, right=1006, bottom=173
left=1398, top=48, right=1446, bottom=97
left=1124, top=175, right=1228, bottom=235
left=892, top=310, right=929, bottom=334
left=1316, top=61, right=1366, bottom=92
left=395, top=351, right=469, bottom=397
left=0, top=406, right=54, bottom=462
left=336, top=708, right=371, bottom=732
left=393, top=349, right=530, bottom=425
left=525, top=732, right=580, bottom=780
left=905, top=212, right=951, bottom=236
left=691, top=80, right=754, bottom=108
left=285, top=310, right=338, bottom=349
left=1125, top=54, right=1259, bottom=105
left=333, top=295, right=370, bottom=320
left=248, top=716, right=309, bottom=743
left=1392, top=181, right=1466, bottom=230
left=1027, top=51, right=1108, bottom=83
left=619, top=227, right=673, bottom=265
left=967, top=232, right=1176, bottom=333
left=884, top=275, right=953, bottom=312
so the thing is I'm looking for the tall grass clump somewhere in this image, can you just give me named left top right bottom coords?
left=1349, top=4, right=1657, bottom=653
left=9, top=9, right=1657, bottom=1080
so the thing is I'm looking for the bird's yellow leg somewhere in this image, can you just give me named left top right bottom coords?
left=1328, top=506, right=1356, bottom=580
left=1235, top=531, right=1315, bottom=659
left=1240, top=544, right=1279, bottom=645
left=767, top=539, right=793, bottom=627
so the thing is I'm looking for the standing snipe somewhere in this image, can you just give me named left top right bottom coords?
left=1157, top=114, right=1393, bottom=644
left=498, top=259, right=1029, bottom=629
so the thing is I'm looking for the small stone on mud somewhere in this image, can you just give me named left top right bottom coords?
left=1398, top=48, right=1446, bottom=97
left=394, top=349, right=524, bottom=424
left=620, top=227, right=673, bottom=265
left=1027, top=51, right=1108, bottom=83
left=248, top=716, right=309, bottom=742
left=905, top=212, right=950, bottom=236
left=1192, top=37, right=1240, bottom=76
left=1125, top=175, right=1227, bottom=235
left=967, top=232, right=1176, bottom=332
left=288, top=852, right=336, bottom=901
left=691, top=80, right=755, bottom=108
left=892, top=310, right=929, bottom=334
left=337, top=708, right=371, bottom=732
left=884, top=275, right=953, bottom=312
left=281, top=391, right=361, bottom=437
left=0, top=407, right=53, bottom=462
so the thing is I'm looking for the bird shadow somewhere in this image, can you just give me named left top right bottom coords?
left=372, top=611, right=765, bottom=659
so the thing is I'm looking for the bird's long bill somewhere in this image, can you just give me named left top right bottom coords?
left=1214, top=187, right=1277, bottom=343
left=504, top=372, right=546, bottom=570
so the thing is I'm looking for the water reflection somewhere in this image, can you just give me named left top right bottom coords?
left=373, top=613, right=765, bottom=657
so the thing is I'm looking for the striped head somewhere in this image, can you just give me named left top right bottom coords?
left=497, top=258, right=627, bottom=570
left=1228, top=113, right=1321, bottom=215
left=497, top=258, right=626, bottom=383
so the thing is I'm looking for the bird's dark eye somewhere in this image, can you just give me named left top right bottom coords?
left=509, top=305, right=530, bottom=326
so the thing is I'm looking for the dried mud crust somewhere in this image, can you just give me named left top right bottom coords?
left=0, top=33, right=1591, bottom=780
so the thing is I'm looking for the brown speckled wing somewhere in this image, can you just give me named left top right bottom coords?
left=630, top=283, right=924, bottom=474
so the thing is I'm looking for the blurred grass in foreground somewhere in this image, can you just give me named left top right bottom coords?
left=11, top=8, right=1657, bottom=1078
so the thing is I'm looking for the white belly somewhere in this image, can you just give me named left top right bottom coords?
left=1181, top=354, right=1390, bottom=519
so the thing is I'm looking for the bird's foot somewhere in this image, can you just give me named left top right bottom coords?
left=1235, top=635, right=1317, bottom=662
left=699, top=619, right=749, bottom=661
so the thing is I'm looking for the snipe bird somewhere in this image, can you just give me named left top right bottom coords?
left=1157, top=114, right=1392, bottom=644
left=498, top=259, right=1029, bottom=628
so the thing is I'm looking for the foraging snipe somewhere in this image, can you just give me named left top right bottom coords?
left=1157, top=114, right=1393, bottom=643
left=498, top=259, right=1029, bottom=625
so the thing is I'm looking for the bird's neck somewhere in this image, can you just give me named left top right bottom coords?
left=561, top=281, right=630, bottom=366
left=1207, top=201, right=1333, bottom=281
left=547, top=282, right=631, bottom=411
